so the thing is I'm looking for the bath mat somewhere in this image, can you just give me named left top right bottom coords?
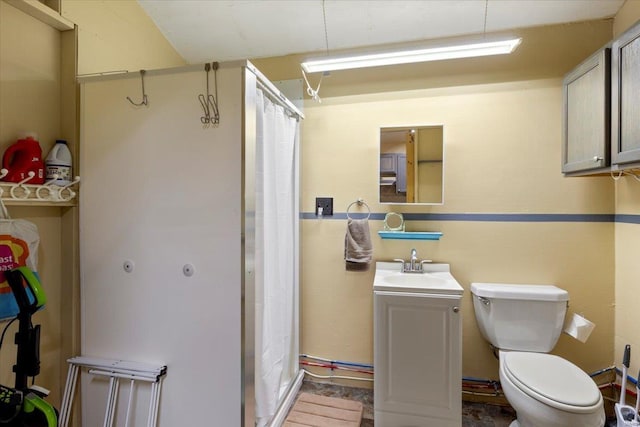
left=284, top=392, right=363, bottom=426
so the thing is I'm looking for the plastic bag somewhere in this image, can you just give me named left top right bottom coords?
left=0, top=200, right=39, bottom=321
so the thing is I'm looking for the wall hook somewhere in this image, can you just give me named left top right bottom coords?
left=16, top=171, right=35, bottom=186
left=34, top=175, right=80, bottom=202
left=10, top=171, right=35, bottom=199
left=198, top=62, right=219, bottom=125
left=43, top=173, right=60, bottom=187
left=58, top=176, right=81, bottom=202
left=35, top=173, right=60, bottom=200
left=126, top=70, right=148, bottom=106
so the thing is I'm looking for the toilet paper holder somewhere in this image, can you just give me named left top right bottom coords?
left=563, top=313, right=595, bottom=343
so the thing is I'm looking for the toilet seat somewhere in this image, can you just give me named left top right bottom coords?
left=502, top=352, right=602, bottom=413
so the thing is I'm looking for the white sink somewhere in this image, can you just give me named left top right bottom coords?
left=382, top=273, right=448, bottom=287
left=373, top=262, right=464, bottom=295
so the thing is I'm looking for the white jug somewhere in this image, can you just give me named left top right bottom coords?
left=45, top=140, right=72, bottom=186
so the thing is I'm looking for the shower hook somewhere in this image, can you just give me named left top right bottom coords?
left=126, top=70, right=148, bottom=106
left=301, top=67, right=323, bottom=103
left=199, top=62, right=220, bottom=125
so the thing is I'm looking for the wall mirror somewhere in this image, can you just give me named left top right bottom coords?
left=379, top=125, right=444, bottom=204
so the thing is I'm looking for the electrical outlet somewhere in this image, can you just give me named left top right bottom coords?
left=316, top=197, right=333, bottom=216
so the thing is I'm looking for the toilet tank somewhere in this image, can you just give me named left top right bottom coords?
left=470, top=283, right=569, bottom=352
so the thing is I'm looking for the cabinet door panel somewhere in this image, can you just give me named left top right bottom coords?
left=612, top=21, right=640, bottom=165
left=396, top=154, right=407, bottom=192
left=374, top=291, right=461, bottom=425
left=380, top=153, right=397, bottom=173
left=562, top=48, right=610, bottom=173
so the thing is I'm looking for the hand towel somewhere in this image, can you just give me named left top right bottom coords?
left=344, top=218, right=372, bottom=271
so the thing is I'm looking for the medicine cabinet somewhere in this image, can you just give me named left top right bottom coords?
left=379, top=125, right=444, bottom=204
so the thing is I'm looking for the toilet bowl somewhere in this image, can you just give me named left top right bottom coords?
left=499, top=351, right=604, bottom=427
left=470, top=283, right=605, bottom=427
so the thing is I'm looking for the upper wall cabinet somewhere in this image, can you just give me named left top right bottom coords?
left=611, top=20, right=640, bottom=167
left=562, top=48, right=610, bottom=175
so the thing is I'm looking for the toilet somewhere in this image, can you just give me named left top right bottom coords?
left=470, top=283, right=605, bottom=427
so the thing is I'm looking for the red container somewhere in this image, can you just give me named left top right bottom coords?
left=2, top=136, right=45, bottom=184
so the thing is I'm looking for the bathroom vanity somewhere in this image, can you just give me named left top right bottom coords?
left=373, top=262, right=463, bottom=426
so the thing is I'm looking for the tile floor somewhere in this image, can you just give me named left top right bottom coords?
left=297, top=380, right=518, bottom=426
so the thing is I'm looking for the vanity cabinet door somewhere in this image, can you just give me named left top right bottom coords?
left=562, top=48, right=610, bottom=174
left=374, top=291, right=462, bottom=426
left=612, top=20, right=640, bottom=166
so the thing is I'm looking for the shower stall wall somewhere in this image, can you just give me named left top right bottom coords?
left=78, top=61, right=302, bottom=426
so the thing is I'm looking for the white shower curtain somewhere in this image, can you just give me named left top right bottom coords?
left=254, top=89, right=298, bottom=427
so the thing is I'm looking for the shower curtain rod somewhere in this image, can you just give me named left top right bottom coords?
left=247, top=62, right=305, bottom=121
left=256, top=81, right=301, bottom=120
left=77, top=61, right=305, bottom=122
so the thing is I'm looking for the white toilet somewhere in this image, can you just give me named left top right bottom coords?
left=470, top=283, right=605, bottom=427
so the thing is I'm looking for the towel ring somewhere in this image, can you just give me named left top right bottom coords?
left=346, top=199, right=371, bottom=220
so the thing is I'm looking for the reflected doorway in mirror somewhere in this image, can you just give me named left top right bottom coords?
left=379, top=125, right=444, bottom=205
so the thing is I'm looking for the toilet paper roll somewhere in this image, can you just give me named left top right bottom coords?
left=563, top=313, right=596, bottom=343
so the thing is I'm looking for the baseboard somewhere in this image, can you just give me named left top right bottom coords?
left=462, top=390, right=510, bottom=406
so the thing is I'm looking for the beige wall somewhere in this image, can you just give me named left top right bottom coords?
left=300, top=80, right=615, bottom=385
left=17, top=0, right=638, bottom=398
left=0, top=1, right=65, bottom=404
left=61, top=0, right=186, bottom=75
left=261, top=16, right=640, bottom=390
left=614, top=0, right=640, bottom=37
left=261, top=19, right=618, bottom=385
left=613, top=0, right=640, bottom=401
left=253, top=19, right=614, bottom=98
left=1, top=0, right=185, bottom=407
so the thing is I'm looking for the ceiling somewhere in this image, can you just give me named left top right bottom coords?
left=137, top=0, right=625, bottom=64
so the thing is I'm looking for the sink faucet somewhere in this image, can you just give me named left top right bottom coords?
left=410, top=248, right=418, bottom=270
left=393, top=249, right=432, bottom=273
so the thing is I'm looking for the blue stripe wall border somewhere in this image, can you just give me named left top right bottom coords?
left=616, top=214, right=640, bottom=224
left=301, top=212, right=639, bottom=223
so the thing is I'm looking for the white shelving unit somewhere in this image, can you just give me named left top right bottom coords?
left=0, top=178, right=80, bottom=207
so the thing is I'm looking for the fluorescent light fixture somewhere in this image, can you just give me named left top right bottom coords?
left=301, top=38, right=522, bottom=73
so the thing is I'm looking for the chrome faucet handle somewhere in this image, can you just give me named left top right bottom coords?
left=420, top=259, right=433, bottom=265
left=393, top=258, right=406, bottom=271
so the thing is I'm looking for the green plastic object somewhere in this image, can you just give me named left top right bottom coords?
left=13, top=266, right=47, bottom=308
left=22, top=393, right=57, bottom=427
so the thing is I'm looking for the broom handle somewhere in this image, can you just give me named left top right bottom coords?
left=635, top=369, right=639, bottom=422
left=621, top=345, right=631, bottom=405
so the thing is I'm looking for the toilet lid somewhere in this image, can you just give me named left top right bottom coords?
left=503, top=352, right=601, bottom=408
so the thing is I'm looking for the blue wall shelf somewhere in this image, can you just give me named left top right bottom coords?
left=378, top=231, right=443, bottom=240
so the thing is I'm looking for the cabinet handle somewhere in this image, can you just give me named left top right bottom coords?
left=593, top=156, right=603, bottom=162
left=452, top=306, right=460, bottom=313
